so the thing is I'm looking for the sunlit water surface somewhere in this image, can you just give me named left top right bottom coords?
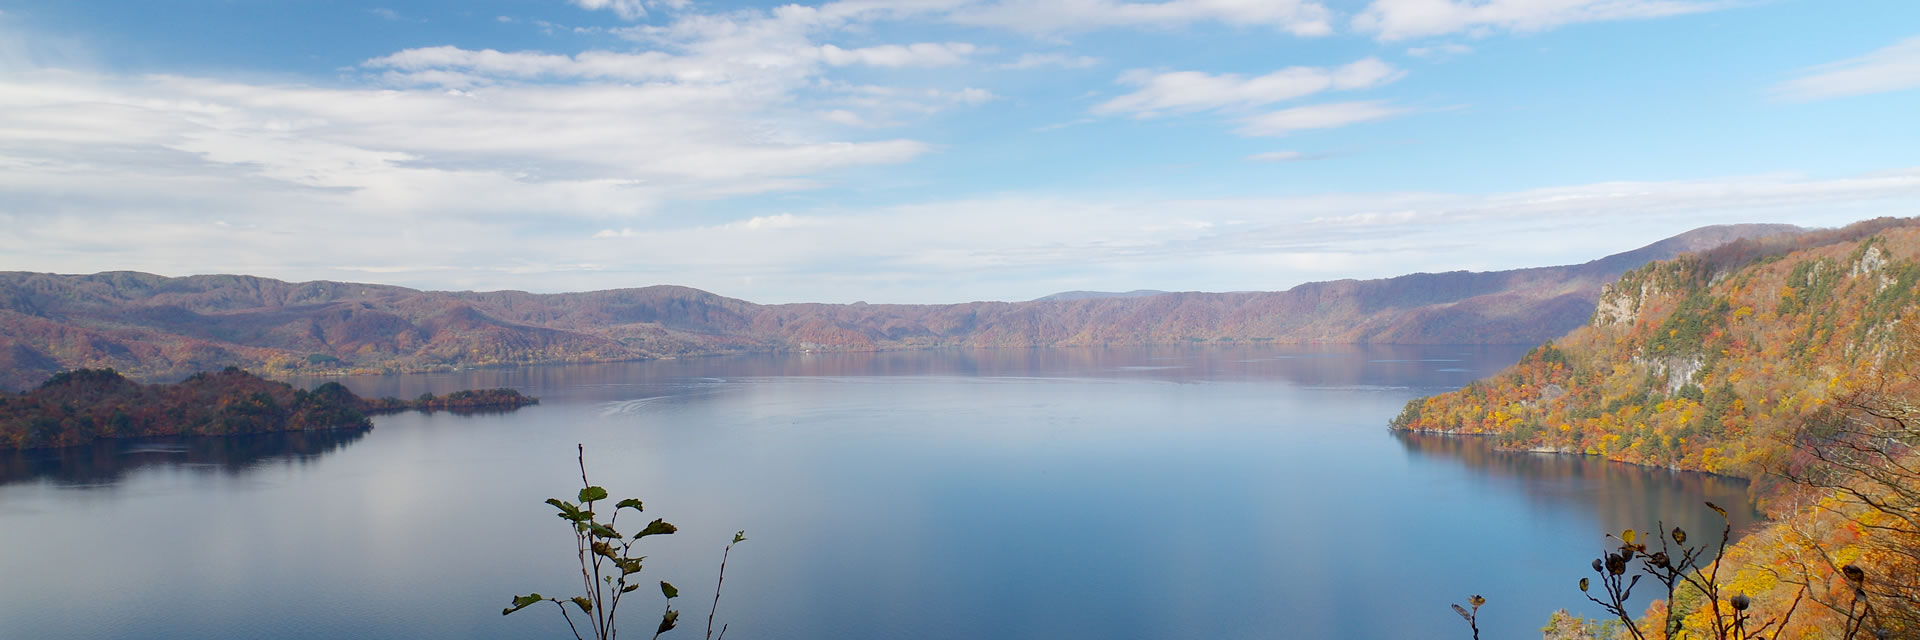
left=0, top=346, right=1763, bottom=639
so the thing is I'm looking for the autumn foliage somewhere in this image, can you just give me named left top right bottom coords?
left=1397, top=217, right=1920, bottom=638
left=1393, top=218, right=1920, bottom=482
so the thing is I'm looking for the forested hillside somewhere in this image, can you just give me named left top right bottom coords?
left=0, top=368, right=370, bottom=449
left=1392, top=218, right=1920, bottom=637
left=0, top=224, right=1793, bottom=390
left=1393, top=218, right=1920, bottom=481
left=0, top=368, right=537, bottom=450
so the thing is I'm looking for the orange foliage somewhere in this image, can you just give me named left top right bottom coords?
left=1394, top=219, right=1920, bottom=485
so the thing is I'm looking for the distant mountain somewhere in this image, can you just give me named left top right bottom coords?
left=1031, top=290, right=1170, bottom=302
left=0, top=223, right=1804, bottom=390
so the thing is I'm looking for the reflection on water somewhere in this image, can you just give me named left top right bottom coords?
left=290, top=343, right=1534, bottom=402
left=0, top=345, right=1770, bottom=640
left=1396, top=431, right=1767, bottom=540
left=0, top=428, right=370, bottom=488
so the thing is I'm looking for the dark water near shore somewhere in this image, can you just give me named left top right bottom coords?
left=0, top=345, right=1763, bottom=639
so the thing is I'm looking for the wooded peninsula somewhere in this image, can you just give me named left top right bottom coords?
left=0, top=367, right=536, bottom=450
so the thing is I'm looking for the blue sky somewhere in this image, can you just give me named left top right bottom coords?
left=1, top=0, right=1917, bottom=303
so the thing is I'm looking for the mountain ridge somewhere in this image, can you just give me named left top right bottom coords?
left=0, top=223, right=1802, bottom=390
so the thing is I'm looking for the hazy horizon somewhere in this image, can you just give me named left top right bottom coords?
left=2, top=1, right=1917, bottom=304
left=0, top=220, right=1808, bottom=305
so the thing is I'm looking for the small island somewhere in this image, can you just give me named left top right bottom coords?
left=362, top=388, right=541, bottom=415
left=0, top=367, right=537, bottom=451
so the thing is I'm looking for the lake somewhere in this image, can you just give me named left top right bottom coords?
left=0, top=345, right=1764, bottom=639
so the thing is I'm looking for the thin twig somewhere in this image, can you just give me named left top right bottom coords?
left=707, top=540, right=735, bottom=640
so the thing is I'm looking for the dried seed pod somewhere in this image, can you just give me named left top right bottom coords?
left=1580, top=578, right=1590, bottom=592
left=1592, top=558, right=1604, bottom=573
left=1671, top=527, right=1686, bottom=545
left=1730, top=594, right=1751, bottom=611
left=1606, top=553, right=1628, bottom=576
left=1842, top=564, right=1866, bottom=586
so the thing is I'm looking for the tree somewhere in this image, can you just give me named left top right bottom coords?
left=505, top=445, right=745, bottom=640
left=1773, top=337, right=1920, bottom=636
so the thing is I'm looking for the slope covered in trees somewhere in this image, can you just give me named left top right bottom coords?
left=0, top=224, right=1795, bottom=390
left=0, top=368, right=536, bottom=450
left=0, top=368, right=372, bottom=449
left=1393, top=218, right=1920, bottom=638
left=1393, top=218, right=1920, bottom=484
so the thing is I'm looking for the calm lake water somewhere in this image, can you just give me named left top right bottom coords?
left=0, top=345, right=1764, bottom=639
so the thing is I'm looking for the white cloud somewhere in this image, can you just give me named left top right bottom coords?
left=1354, top=0, right=1730, bottom=41
left=1003, top=53, right=1101, bottom=69
left=720, top=213, right=820, bottom=231
left=951, top=0, right=1334, bottom=37
left=595, top=213, right=817, bottom=238
left=365, top=47, right=692, bottom=82
left=6, top=117, right=1918, bottom=303
left=821, top=108, right=871, bottom=126
left=1235, top=101, right=1411, bottom=136
left=0, top=2, right=1023, bottom=302
left=818, top=42, right=980, bottom=67
left=1094, top=57, right=1401, bottom=117
left=1775, top=35, right=1920, bottom=101
left=560, top=168, right=1920, bottom=302
left=1407, top=43, right=1471, bottom=58
left=572, top=0, right=649, bottom=21
left=1246, top=151, right=1306, bottom=162
left=0, top=30, right=949, bottom=224
left=954, top=87, right=996, bottom=105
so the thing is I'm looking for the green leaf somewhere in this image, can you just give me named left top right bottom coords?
left=579, top=486, right=609, bottom=503
left=660, top=581, right=679, bottom=599
left=546, top=498, right=585, bottom=521
left=503, top=593, right=543, bottom=616
left=615, top=498, right=643, bottom=512
left=636, top=519, right=678, bottom=538
left=733, top=530, right=747, bottom=544
left=656, top=609, right=680, bottom=635
left=592, top=541, right=617, bottom=559
left=590, top=523, right=622, bottom=539
left=621, top=559, right=645, bottom=575
left=571, top=596, right=593, bottom=613
left=621, top=583, right=640, bottom=593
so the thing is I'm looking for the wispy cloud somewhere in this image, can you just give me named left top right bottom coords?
left=1246, top=151, right=1309, bottom=162
left=1407, top=43, right=1472, bottom=59
left=1775, top=35, right=1920, bottom=101
left=570, top=0, right=652, bottom=21
left=1095, top=58, right=1402, bottom=117
left=951, top=0, right=1334, bottom=37
left=820, top=42, right=981, bottom=67
left=1354, top=0, right=1732, bottom=41
left=1235, top=101, right=1411, bottom=136
left=1003, top=52, right=1100, bottom=69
